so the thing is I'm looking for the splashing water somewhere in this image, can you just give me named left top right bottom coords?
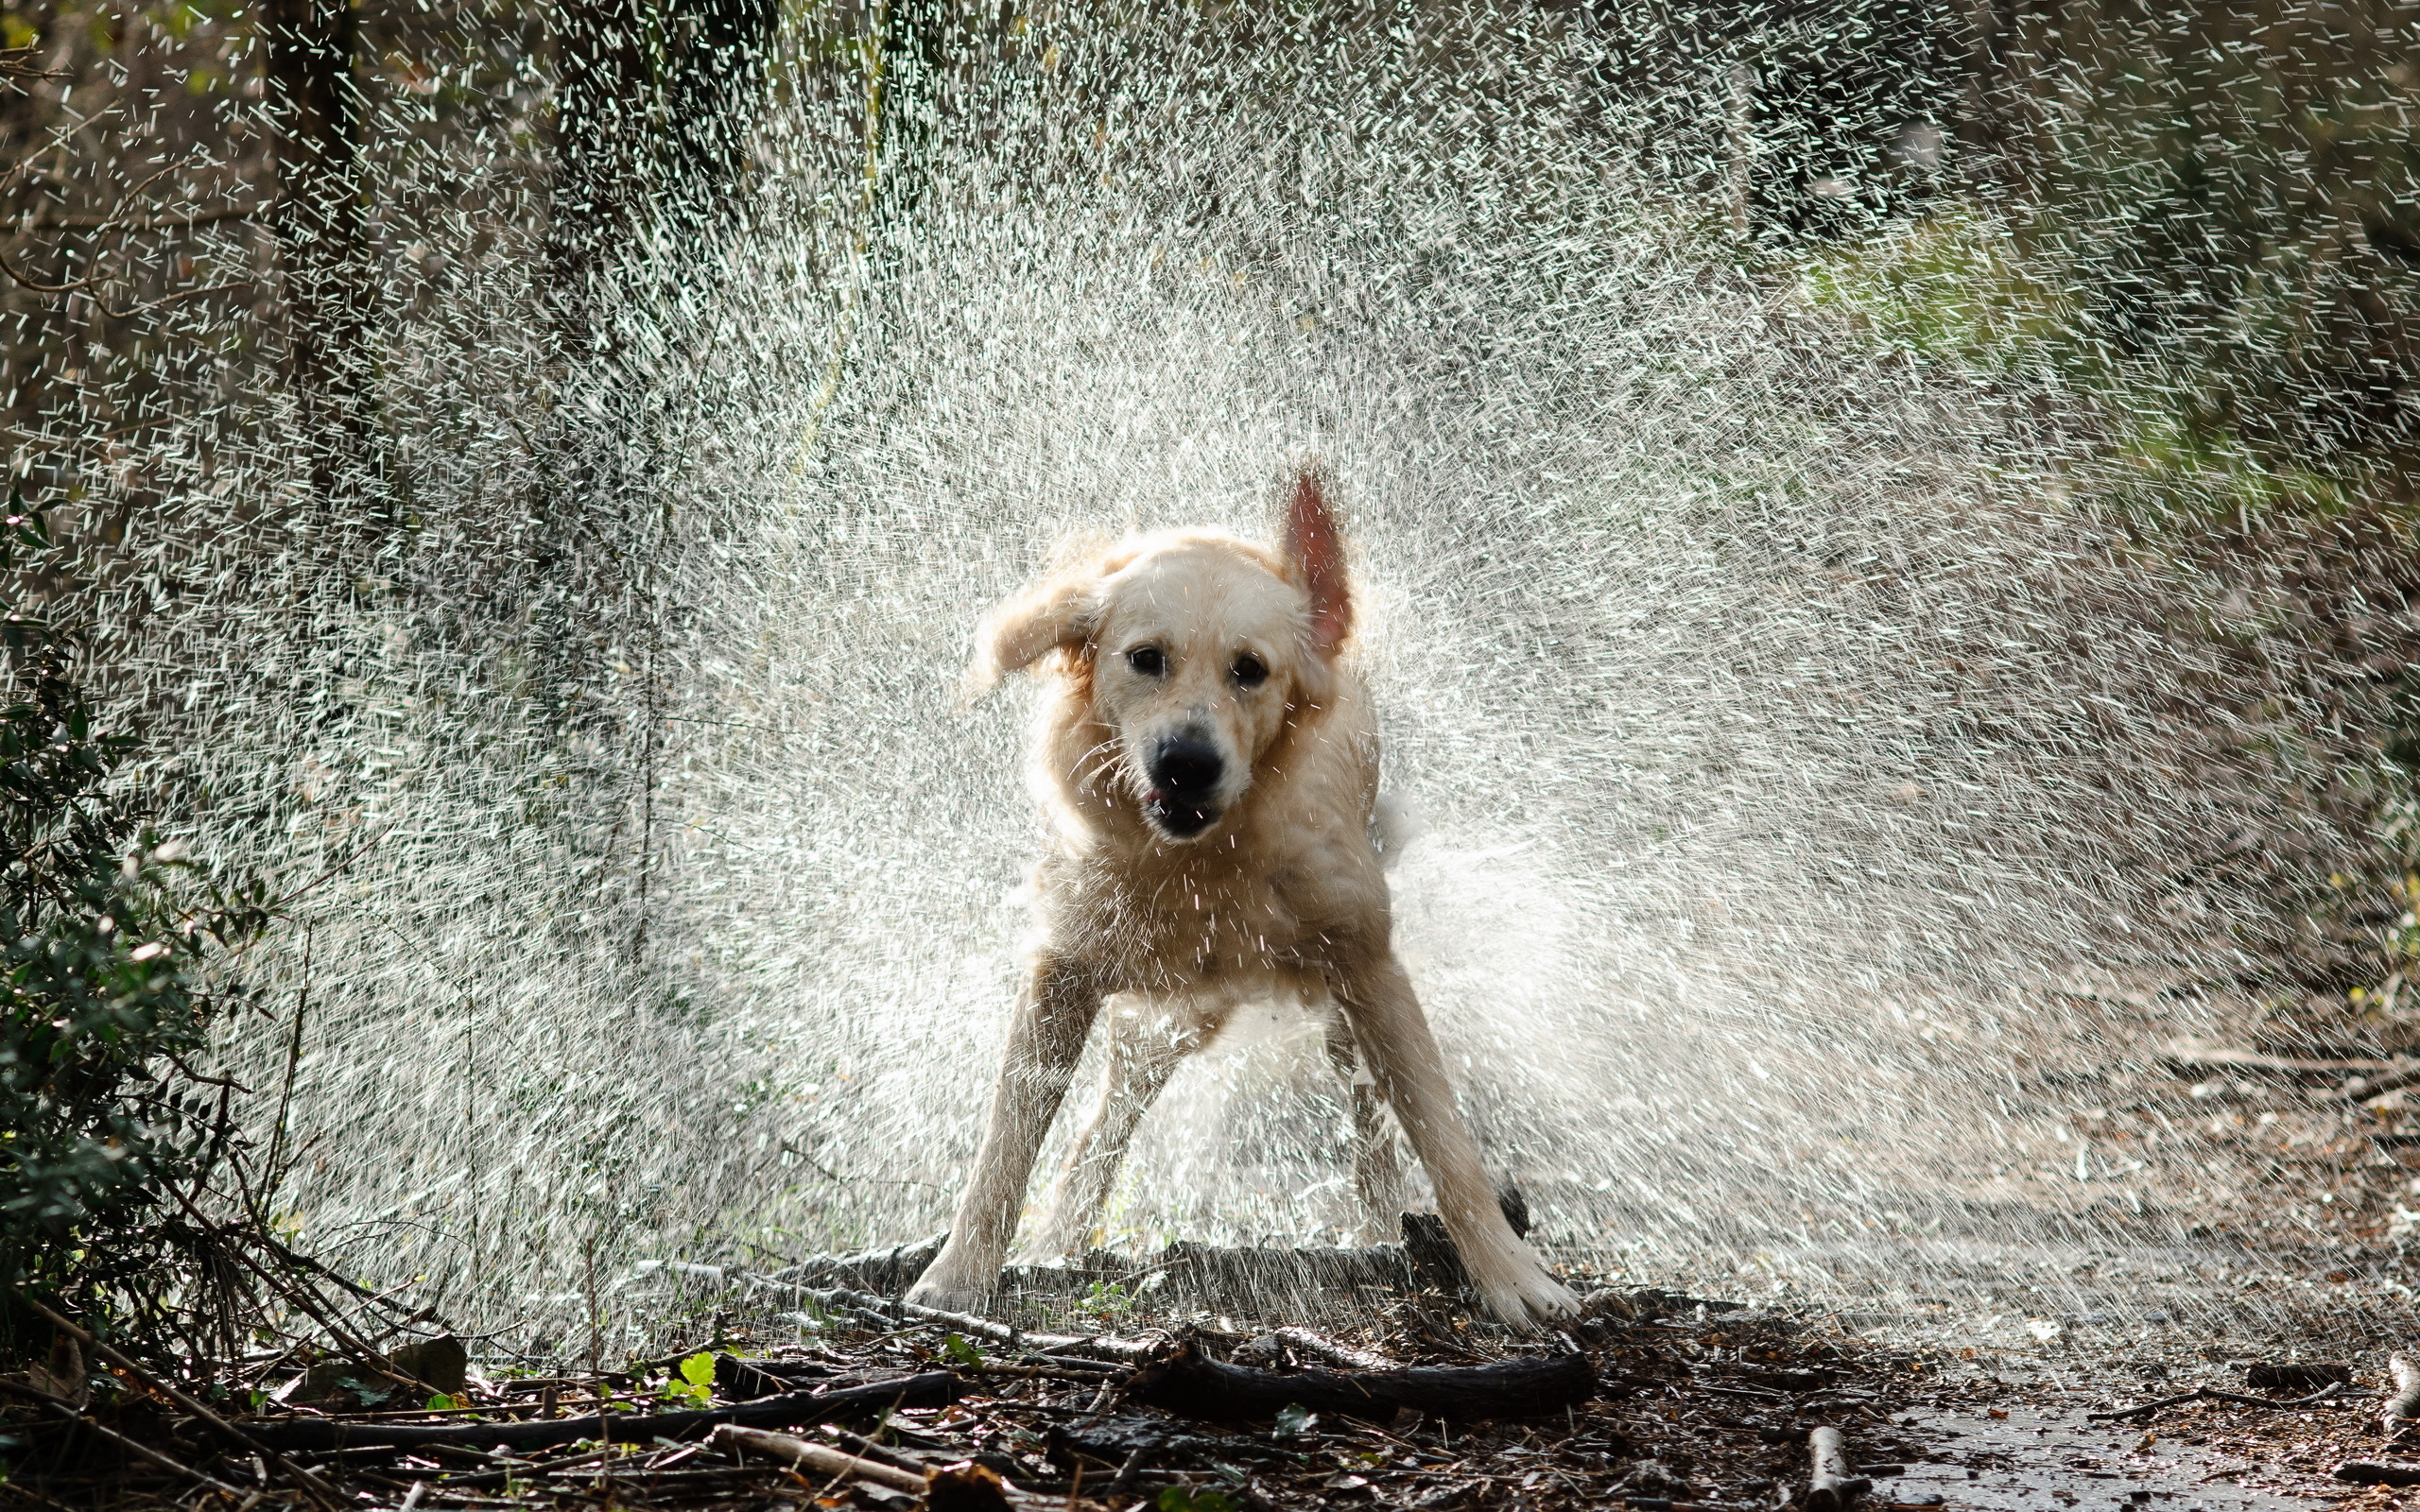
left=22, top=3, right=2412, bottom=1354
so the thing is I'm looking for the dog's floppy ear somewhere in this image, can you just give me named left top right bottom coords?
left=1281, top=466, right=1353, bottom=660
left=964, top=537, right=1123, bottom=699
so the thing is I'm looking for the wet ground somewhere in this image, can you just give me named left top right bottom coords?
left=1895, top=1408, right=2305, bottom=1512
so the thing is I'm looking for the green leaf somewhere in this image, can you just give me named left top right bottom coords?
left=1273, top=1401, right=1316, bottom=1437
left=678, top=1350, right=716, bottom=1388
left=939, top=1332, right=984, bottom=1369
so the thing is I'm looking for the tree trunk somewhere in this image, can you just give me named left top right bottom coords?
left=261, top=0, right=365, bottom=512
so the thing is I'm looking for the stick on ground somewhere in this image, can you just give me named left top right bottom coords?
left=245, top=1372, right=962, bottom=1452
left=708, top=1425, right=927, bottom=1494
left=1807, top=1425, right=1856, bottom=1512
left=2085, top=1383, right=2348, bottom=1422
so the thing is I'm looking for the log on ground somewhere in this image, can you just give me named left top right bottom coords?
left=1123, top=1339, right=1592, bottom=1422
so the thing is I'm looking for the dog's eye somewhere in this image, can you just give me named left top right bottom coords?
left=1126, top=645, right=1166, bottom=677
left=1231, top=653, right=1269, bottom=688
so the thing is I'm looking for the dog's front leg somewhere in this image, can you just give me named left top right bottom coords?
left=907, top=954, right=1103, bottom=1313
left=1331, top=954, right=1580, bottom=1329
left=1029, top=1004, right=1198, bottom=1262
left=1322, top=1013, right=1408, bottom=1246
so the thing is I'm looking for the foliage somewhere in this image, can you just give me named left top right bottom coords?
left=659, top=1349, right=716, bottom=1403
left=0, top=499, right=268, bottom=1329
left=1794, top=3, right=2420, bottom=1012
left=2003, top=0, right=2420, bottom=466
left=1079, top=1277, right=1136, bottom=1319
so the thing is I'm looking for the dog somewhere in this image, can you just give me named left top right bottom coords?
left=905, top=467, right=1580, bottom=1329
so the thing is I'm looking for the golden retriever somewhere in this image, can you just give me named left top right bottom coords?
left=905, top=467, right=1580, bottom=1329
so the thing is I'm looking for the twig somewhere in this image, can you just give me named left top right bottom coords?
left=23, top=202, right=268, bottom=232
left=2084, top=1382, right=2348, bottom=1422
left=265, top=826, right=389, bottom=913
left=1107, top=1448, right=1144, bottom=1502
left=160, top=1179, right=433, bottom=1394
left=95, top=278, right=251, bottom=321
left=967, top=1362, right=1127, bottom=1380
left=709, top=1425, right=926, bottom=1493
left=584, top=1233, right=602, bottom=1379
left=12, top=1292, right=343, bottom=1507
left=219, top=1160, right=441, bottom=1317
left=0, top=241, right=247, bottom=318
left=262, top=923, right=313, bottom=1198
left=2342, top=1066, right=2420, bottom=1103
left=244, top=1373, right=963, bottom=1452
left=0, top=241, right=93, bottom=293
left=814, top=1284, right=1159, bottom=1363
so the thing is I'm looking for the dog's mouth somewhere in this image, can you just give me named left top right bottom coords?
left=1142, top=789, right=1220, bottom=839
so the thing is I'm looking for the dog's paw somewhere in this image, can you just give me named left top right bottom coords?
left=903, top=1278, right=989, bottom=1315
left=1471, top=1262, right=1583, bottom=1332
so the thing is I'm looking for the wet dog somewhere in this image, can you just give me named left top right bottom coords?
left=905, top=467, right=1579, bottom=1328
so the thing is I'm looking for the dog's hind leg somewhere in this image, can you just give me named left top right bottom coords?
left=1028, top=1003, right=1198, bottom=1261
left=1328, top=953, right=1579, bottom=1330
left=907, top=954, right=1103, bottom=1314
left=1321, top=1011, right=1408, bottom=1246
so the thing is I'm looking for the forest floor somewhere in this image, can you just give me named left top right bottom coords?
left=25, top=1005, right=2420, bottom=1511
left=16, top=1258, right=2420, bottom=1512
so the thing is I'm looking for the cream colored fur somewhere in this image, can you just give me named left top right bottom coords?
left=906, top=472, right=1579, bottom=1329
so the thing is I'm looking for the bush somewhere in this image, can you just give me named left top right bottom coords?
left=0, top=499, right=267, bottom=1334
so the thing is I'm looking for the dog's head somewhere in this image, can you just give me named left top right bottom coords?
left=968, top=468, right=1355, bottom=844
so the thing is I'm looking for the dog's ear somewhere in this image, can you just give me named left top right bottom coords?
left=1281, top=466, right=1353, bottom=660
left=964, top=537, right=1122, bottom=699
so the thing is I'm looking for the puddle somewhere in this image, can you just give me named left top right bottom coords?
left=1893, top=1411, right=2310, bottom=1512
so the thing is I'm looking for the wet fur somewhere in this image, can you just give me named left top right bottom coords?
left=907, top=469, right=1580, bottom=1329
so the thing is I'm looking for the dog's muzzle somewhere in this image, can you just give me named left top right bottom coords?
left=1143, top=733, right=1224, bottom=838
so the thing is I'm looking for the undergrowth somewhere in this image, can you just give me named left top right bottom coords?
left=0, top=495, right=273, bottom=1363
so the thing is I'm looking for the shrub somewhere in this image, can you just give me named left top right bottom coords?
left=0, top=499, right=268, bottom=1340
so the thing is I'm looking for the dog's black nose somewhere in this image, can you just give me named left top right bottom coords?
left=1150, top=735, right=1224, bottom=799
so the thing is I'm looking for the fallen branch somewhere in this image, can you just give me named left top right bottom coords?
left=812, top=1285, right=1159, bottom=1363
left=2157, top=1041, right=2397, bottom=1084
left=2342, top=1066, right=2420, bottom=1103
left=1124, top=1339, right=1592, bottom=1422
left=709, top=1424, right=927, bottom=1494
left=2084, top=1382, right=2348, bottom=1422
left=2338, top=1461, right=2420, bottom=1486
left=244, top=1372, right=963, bottom=1452
left=1806, top=1425, right=1864, bottom=1512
